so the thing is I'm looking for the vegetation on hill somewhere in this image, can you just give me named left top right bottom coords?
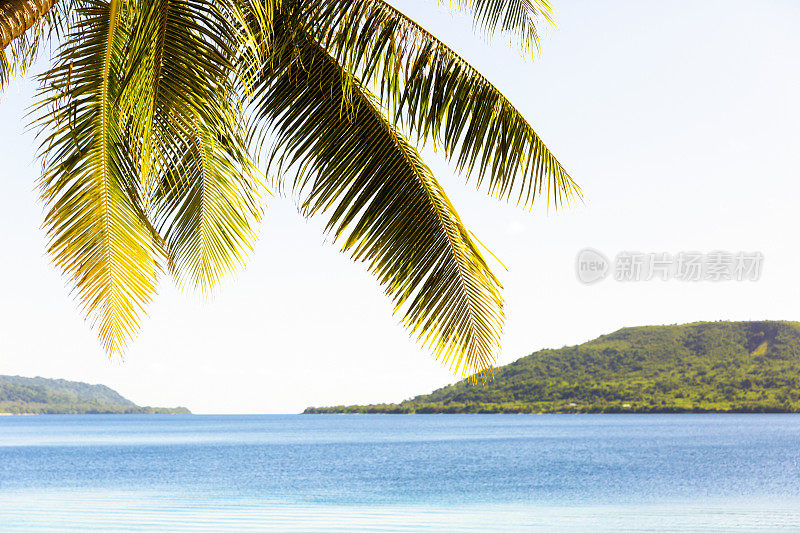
left=305, top=321, right=800, bottom=414
left=0, top=375, right=190, bottom=414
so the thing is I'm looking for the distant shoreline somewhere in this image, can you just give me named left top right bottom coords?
left=0, top=412, right=191, bottom=416
left=306, top=322, right=800, bottom=416
left=304, top=407, right=800, bottom=415
left=1, top=374, right=191, bottom=415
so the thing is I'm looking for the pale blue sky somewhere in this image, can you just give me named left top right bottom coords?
left=1, top=1, right=798, bottom=413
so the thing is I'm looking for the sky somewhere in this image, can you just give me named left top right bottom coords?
left=1, top=0, right=799, bottom=413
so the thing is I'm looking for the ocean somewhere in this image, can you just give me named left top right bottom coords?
left=1, top=414, right=798, bottom=531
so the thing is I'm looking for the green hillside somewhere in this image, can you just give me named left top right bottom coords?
left=0, top=375, right=190, bottom=414
left=305, top=321, right=800, bottom=414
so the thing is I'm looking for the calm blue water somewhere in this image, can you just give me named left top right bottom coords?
left=1, top=414, right=799, bottom=531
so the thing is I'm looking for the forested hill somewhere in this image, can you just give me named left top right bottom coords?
left=305, top=321, right=800, bottom=414
left=0, top=375, right=190, bottom=414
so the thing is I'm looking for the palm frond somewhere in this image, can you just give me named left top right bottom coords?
left=124, top=0, right=262, bottom=293
left=0, top=36, right=35, bottom=94
left=14, top=0, right=573, bottom=372
left=444, top=0, right=556, bottom=58
left=306, top=0, right=580, bottom=210
left=0, top=48, right=12, bottom=90
left=35, top=0, right=161, bottom=354
left=232, top=0, right=277, bottom=80
left=151, top=108, right=263, bottom=293
left=252, top=19, right=503, bottom=376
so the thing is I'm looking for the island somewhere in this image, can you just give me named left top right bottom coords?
left=0, top=375, right=190, bottom=414
left=305, top=321, right=800, bottom=414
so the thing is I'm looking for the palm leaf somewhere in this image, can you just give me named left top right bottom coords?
left=306, top=0, right=580, bottom=210
left=125, top=0, right=262, bottom=293
left=252, top=18, right=503, bottom=376
left=151, top=108, right=263, bottom=293
left=35, top=0, right=161, bottom=354
left=12, top=0, right=575, bottom=372
left=445, top=0, right=556, bottom=58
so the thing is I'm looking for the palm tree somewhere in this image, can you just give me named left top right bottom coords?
left=0, top=0, right=580, bottom=377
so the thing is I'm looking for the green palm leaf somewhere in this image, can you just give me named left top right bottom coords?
left=252, top=19, right=503, bottom=376
left=151, top=108, right=262, bottom=293
left=35, top=0, right=161, bottom=354
left=124, top=0, right=263, bottom=293
left=446, top=0, right=556, bottom=58
left=308, top=0, right=579, bottom=210
left=4, top=0, right=577, bottom=375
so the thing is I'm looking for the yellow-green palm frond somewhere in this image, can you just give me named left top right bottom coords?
left=0, top=35, right=36, bottom=93
left=0, top=48, right=13, bottom=90
left=444, top=0, right=556, bottom=58
left=9, top=0, right=574, bottom=374
left=34, top=0, right=161, bottom=354
left=123, top=0, right=262, bottom=293
left=252, top=20, right=503, bottom=376
left=307, top=0, right=580, bottom=210
left=122, top=0, right=241, bottom=152
left=151, top=108, right=263, bottom=294
left=231, top=0, right=277, bottom=80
